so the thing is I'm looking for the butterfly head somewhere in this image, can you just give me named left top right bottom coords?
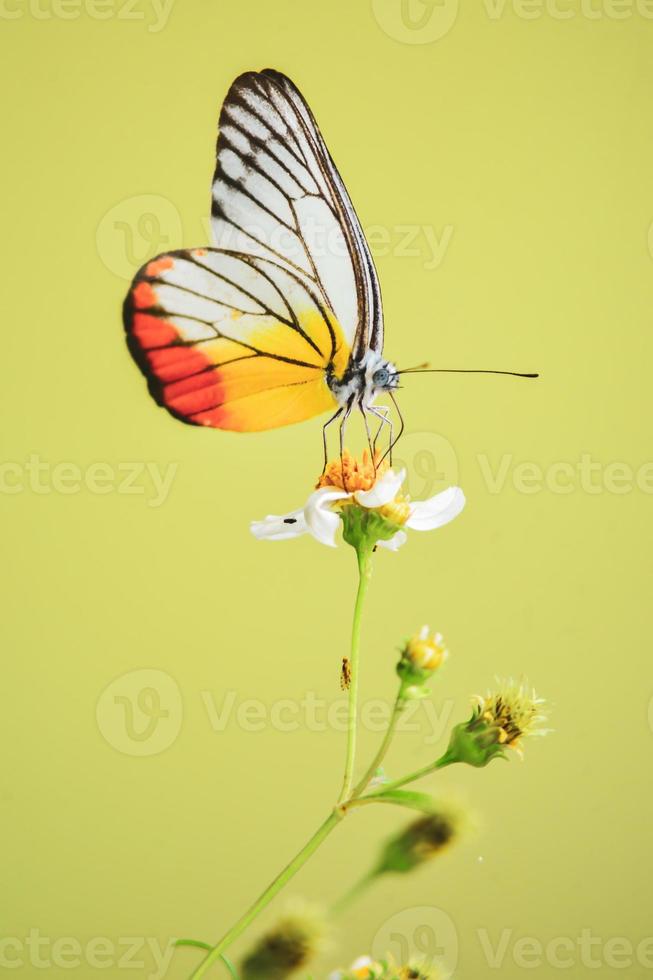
left=363, top=350, right=399, bottom=396
left=329, top=350, right=398, bottom=409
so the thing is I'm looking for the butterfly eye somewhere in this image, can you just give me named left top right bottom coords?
left=372, top=367, right=390, bottom=388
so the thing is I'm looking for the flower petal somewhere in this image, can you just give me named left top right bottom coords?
left=406, top=486, right=466, bottom=531
left=305, top=487, right=350, bottom=547
left=377, top=530, right=407, bottom=551
left=250, top=508, right=308, bottom=542
left=350, top=957, right=374, bottom=974
left=354, top=467, right=405, bottom=508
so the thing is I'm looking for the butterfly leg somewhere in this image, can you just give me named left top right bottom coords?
left=369, top=405, right=394, bottom=465
left=360, top=404, right=376, bottom=475
left=371, top=406, right=391, bottom=453
left=385, top=391, right=405, bottom=465
left=321, top=406, right=344, bottom=475
left=339, top=397, right=355, bottom=491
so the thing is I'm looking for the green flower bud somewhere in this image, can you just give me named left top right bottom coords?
left=240, top=908, right=325, bottom=979
left=444, top=680, right=550, bottom=767
left=374, top=809, right=462, bottom=876
left=444, top=711, right=508, bottom=768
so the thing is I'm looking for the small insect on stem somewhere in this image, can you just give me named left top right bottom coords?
left=340, top=657, right=352, bottom=690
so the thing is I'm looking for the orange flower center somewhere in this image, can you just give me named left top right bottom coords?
left=316, top=449, right=388, bottom=493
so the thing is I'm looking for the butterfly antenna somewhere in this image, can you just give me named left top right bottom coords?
left=399, top=367, right=539, bottom=378
left=399, top=361, right=431, bottom=372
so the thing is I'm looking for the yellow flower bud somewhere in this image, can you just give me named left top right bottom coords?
left=405, top=627, right=448, bottom=673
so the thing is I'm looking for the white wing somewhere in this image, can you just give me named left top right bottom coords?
left=211, top=69, right=384, bottom=359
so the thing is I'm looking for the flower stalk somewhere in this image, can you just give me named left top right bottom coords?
left=338, top=540, right=374, bottom=804
left=189, top=523, right=380, bottom=978
left=351, top=685, right=406, bottom=800
left=352, top=626, right=448, bottom=799
left=182, top=454, right=548, bottom=978
left=189, top=811, right=343, bottom=979
left=362, top=751, right=457, bottom=799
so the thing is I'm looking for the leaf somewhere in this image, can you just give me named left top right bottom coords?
left=361, top=789, right=436, bottom=812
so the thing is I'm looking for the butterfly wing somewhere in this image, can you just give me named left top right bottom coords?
left=123, top=69, right=382, bottom=431
left=212, top=69, right=384, bottom=359
left=124, top=248, right=349, bottom=431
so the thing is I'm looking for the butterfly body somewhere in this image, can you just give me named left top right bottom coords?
left=327, top=350, right=399, bottom=413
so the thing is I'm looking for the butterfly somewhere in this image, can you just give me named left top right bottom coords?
left=123, top=69, right=536, bottom=465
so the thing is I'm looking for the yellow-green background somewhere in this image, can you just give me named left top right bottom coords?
left=3, top=1, right=653, bottom=976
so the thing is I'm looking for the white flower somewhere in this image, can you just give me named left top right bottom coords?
left=329, top=955, right=380, bottom=979
left=251, top=466, right=465, bottom=549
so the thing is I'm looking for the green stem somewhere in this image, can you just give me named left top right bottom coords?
left=219, top=958, right=238, bottom=980
left=337, top=545, right=373, bottom=805
left=186, top=538, right=376, bottom=976
left=351, top=684, right=406, bottom=799
left=371, top=749, right=456, bottom=795
left=330, top=868, right=378, bottom=916
left=189, top=810, right=342, bottom=979
left=176, top=942, right=238, bottom=979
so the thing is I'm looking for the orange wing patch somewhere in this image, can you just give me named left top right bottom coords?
left=124, top=249, right=350, bottom=432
